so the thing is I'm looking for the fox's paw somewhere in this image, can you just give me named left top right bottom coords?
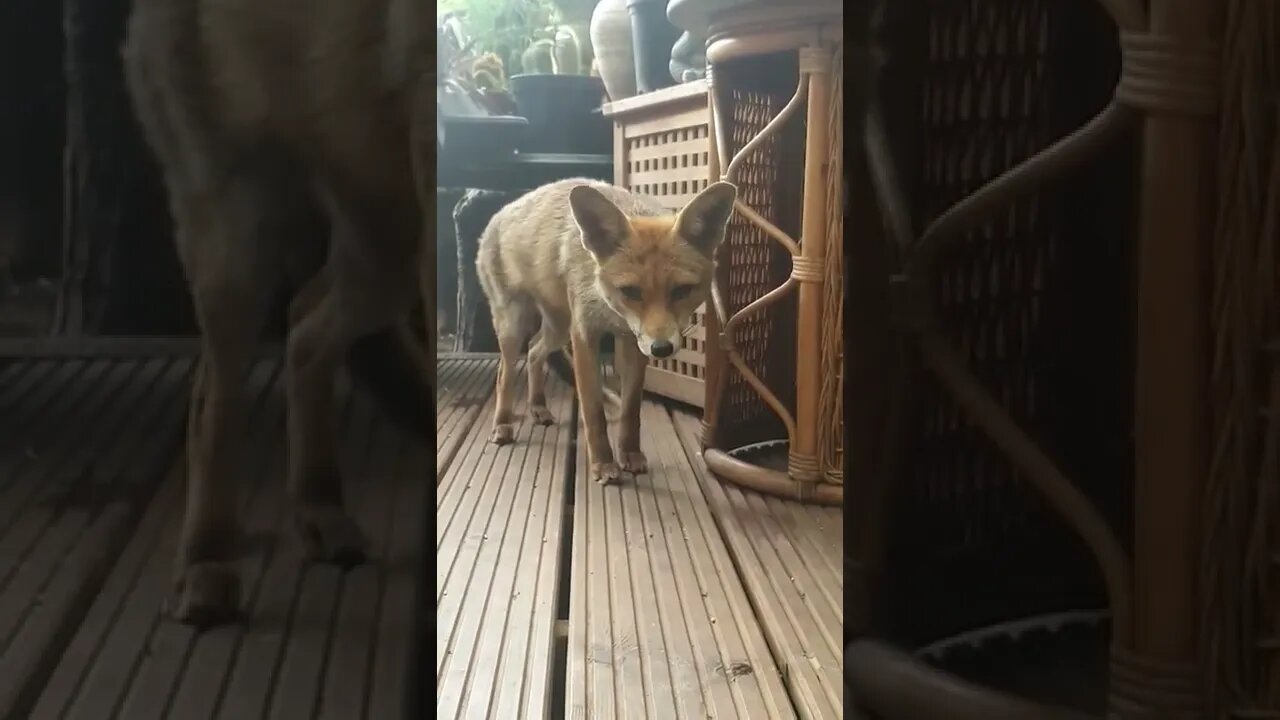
left=169, top=561, right=242, bottom=628
left=529, top=406, right=556, bottom=426
left=619, top=449, right=649, bottom=475
left=294, top=505, right=366, bottom=568
left=489, top=422, right=515, bottom=445
left=590, top=461, right=629, bottom=486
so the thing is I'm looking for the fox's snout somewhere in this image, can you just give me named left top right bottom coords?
left=638, top=333, right=678, bottom=359
left=634, top=317, right=686, bottom=360
left=649, top=340, right=675, bottom=358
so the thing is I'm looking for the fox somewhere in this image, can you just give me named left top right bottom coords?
left=476, top=178, right=736, bottom=485
left=121, top=0, right=434, bottom=626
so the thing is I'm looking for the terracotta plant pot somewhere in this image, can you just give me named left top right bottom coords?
left=590, top=0, right=637, bottom=101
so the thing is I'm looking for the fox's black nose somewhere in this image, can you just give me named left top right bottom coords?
left=650, top=340, right=675, bottom=358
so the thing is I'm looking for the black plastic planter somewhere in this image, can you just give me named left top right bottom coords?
left=507, top=74, right=611, bottom=155
left=626, top=0, right=680, bottom=94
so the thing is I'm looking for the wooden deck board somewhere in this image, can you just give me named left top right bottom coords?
left=2, top=344, right=845, bottom=719
left=567, top=402, right=797, bottom=720
left=27, top=356, right=428, bottom=720
left=436, top=355, right=498, bottom=477
left=436, top=356, right=574, bottom=720
left=0, top=355, right=192, bottom=719
left=672, top=412, right=845, bottom=720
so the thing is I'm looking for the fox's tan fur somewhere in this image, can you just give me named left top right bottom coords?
left=477, top=179, right=735, bottom=484
left=122, top=0, right=433, bottom=626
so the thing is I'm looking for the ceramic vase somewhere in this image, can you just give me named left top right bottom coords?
left=590, top=0, right=637, bottom=101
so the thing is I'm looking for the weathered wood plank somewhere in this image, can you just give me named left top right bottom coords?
left=29, top=357, right=428, bottom=720
left=567, top=402, right=797, bottom=720
left=436, top=361, right=573, bottom=719
left=672, top=411, right=845, bottom=720
left=0, top=355, right=191, bottom=720
left=435, top=355, right=497, bottom=478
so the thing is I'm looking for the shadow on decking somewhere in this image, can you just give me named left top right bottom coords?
left=0, top=338, right=427, bottom=720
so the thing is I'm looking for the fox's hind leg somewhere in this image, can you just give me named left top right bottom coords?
left=525, top=310, right=568, bottom=427
left=488, top=298, right=537, bottom=445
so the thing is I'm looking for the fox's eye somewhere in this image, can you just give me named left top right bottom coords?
left=670, top=284, right=696, bottom=301
left=619, top=285, right=643, bottom=302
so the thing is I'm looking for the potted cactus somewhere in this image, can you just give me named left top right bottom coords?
left=546, top=0, right=598, bottom=69
left=438, top=0, right=610, bottom=155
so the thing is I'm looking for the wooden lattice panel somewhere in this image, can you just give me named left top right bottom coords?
left=603, top=82, right=714, bottom=407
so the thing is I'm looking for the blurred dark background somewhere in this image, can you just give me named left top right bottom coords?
left=0, top=0, right=192, bottom=338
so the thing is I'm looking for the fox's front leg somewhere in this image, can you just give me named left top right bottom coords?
left=570, top=329, right=623, bottom=485
left=613, top=338, right=648, bottom=475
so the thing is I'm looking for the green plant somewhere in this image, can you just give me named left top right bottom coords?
left=438, top=0, right=575, bottom=77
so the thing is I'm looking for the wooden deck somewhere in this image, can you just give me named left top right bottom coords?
left=435, top=353, right=844, bottom=719
left=436, top=356, right=574, bottom=718
left=0, top=343, right=840, bottom=719
left=672, top=414, right=844, bottom=718
left=0, top=352, right=192, bottom=718
left=0, top=341, right=427, bottom=720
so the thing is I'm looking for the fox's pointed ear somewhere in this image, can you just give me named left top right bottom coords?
left=569, top=185, right=629, bottom=259
left=676, top=181, right=737, bottom=256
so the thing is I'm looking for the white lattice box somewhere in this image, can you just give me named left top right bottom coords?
left=602, top=81, right=713, bottom=408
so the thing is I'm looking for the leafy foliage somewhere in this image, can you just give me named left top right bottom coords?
left=438, top=0, right=563, bottom=78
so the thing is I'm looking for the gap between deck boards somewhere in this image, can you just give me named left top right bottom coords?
left=436, top=354, right=835, bottom=720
